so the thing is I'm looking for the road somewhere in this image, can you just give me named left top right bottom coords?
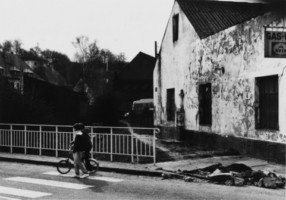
left=0, top=161, right=285, bottom=200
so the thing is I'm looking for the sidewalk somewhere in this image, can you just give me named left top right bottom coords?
left=0, top=139, right=285, bottom=178
left=0, top=151, right=285, bottom=178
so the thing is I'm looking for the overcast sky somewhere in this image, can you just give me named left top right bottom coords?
left=0, top=0, right=276, bottom=61
left=0, top=0, right=174, bottom=61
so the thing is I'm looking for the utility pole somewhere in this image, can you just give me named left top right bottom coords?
left=105, top=56, right=109, bottom=83
left=20, top=62, right=24, bottom=94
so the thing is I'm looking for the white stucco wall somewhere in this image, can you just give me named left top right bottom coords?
left=154, top=4, right=286, bottom=143
left=195, top=13, right=286, bottom=143
left=154, top=1, right=199, bottom=126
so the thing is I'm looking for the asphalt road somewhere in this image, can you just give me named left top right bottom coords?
left=0, top=162, right=285, bottom=200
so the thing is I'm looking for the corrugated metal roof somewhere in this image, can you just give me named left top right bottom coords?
left=177, top=0, right=270, bottom=39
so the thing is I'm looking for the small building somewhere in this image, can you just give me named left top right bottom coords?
left=0, top=52, right=37, bottom=92
left=25, top=58, right=68, bottom=87
left=0, top=51, right=81, bottom=124
left=153, top=0, right=286, bottom=163
left=115, top=52, right=156, bottom=115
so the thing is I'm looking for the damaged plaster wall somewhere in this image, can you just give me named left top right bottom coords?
left=154, top=4, right=286, bottom=143
left=192, top=13, right=286, bottom=143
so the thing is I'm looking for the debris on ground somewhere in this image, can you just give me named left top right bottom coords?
left=160, top=163, right=286, bottom=189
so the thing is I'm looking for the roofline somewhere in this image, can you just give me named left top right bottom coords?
left=177, top=0, right=277, bottom=39
left=118, top=51, right=156, bottom=76
left=156, top=0, right=177, bottom=60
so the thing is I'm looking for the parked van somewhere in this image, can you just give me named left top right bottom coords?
left=132, top=98, right=154, bottom=115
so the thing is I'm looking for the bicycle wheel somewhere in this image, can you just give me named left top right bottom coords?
left=89, top=159, right=99, bottom=172
left=57, top=159, right=73, bottom=174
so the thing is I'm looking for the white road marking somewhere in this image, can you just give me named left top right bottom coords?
left=88, top=176, right=123, bottom=183
left=43, top=171, right=123, bottom=183
left=5, top=177, right=93, bottom=190
left=0, top=186, right=51, bottom=199
left=0, top=195, right=21, bottom=200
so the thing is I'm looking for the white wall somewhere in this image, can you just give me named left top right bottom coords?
left=154, top=4, right=286, bottom=143
left=154, top=1, right=199, bottom=127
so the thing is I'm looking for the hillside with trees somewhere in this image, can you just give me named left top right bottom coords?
left=0, top=37, right=128, bottom=124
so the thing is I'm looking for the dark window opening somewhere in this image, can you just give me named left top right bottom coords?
left=199, top=83, right=212, bottom=125
left=172, top=14, right=179, bottom=42
left=255, top=75, right=279, bottom=130
left=166, top=88, right=175, bottom=121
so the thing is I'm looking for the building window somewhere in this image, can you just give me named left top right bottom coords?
left=199, top=83, right=212, bottom=125
left=172, top=14, right=179, bottom=42
left=255, top=75, right=278, bottom=130
left=166, top=88, right=175, bottom=121
left=13, top=82, right=20, bottom=90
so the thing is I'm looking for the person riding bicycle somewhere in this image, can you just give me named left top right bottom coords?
left=71, top=123, right=90, bottom=178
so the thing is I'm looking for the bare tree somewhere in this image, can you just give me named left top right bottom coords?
left=72, top=35, right=100, bottom=78
left=13, top=40, right=23, bottom=55
left=72, top=35, right=90, bottom=63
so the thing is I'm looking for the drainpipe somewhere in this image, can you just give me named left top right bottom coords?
left=157, top=50, right=162, bottom=125
left=154, top=41, right=158, bottom=58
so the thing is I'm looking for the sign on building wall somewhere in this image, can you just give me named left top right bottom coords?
left=265, top=30, right=286, bottom=58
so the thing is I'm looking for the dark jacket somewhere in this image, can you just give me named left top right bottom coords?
left=73, top=130, right=92, bottom=153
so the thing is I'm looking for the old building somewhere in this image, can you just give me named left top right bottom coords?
left=0, top=51, right=81, bottom=124
left=0, top=52, right=37, bottom=92
left=153, top=0, right=286, bottom=163
left=115, top=52, right=156, bottom=115
left=25, top=58, right=68, bottom=87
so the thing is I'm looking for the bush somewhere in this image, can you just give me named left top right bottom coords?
left=0, top=79, right=56, bottom=124
left=86, top=93, right=121, bottom=125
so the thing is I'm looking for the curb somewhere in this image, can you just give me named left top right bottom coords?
left=0, top=156, right=162, bottom=177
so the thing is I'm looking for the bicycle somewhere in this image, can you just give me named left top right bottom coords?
left=56, top=147, right=99, bottom=174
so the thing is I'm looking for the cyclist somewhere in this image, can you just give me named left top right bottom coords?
left=72, top=123, right=90, bottom=178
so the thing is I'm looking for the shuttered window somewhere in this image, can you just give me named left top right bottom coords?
left=199, top=83, right=212, bottom=125
left=172, top=14, right=179, bottom=42
left=166, top=88, right=175, bottom=121
left=255, top=75, right=279, bottom=130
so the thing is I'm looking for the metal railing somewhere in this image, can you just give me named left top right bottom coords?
left=0, top=123, right=159, bottom=164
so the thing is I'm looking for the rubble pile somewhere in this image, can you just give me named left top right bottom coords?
left=161, top=163, right=286, bottom=189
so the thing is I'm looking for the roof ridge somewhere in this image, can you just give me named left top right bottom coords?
left=176, top=0, right=270, bottom=39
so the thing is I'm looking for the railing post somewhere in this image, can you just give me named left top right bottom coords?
left=153, top=129, right=156, bottom=165
left=10, top=125, right=13, bottom=153
left=39, top=126, right=42, bottom=156
left=131, top=130, right=134, bottom=163
left=55, top=126, right=58, bottom=157
left=110, top=128, right=113, bottom=162
left=95, top=130, right=98, bottom=156
left=24, top=125, right=27, bottom=155
left=90, top=127, right=94, bottom=159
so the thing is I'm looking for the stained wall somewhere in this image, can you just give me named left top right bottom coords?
left=154, top=2, right=286, bottom=143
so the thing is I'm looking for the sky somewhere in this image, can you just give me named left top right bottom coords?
left=0, top=0, right=174, bottom=61
left=0, top=0, right=275, bottom=62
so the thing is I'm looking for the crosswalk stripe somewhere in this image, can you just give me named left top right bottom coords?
left=0, top=186, right=51, bottom=199
left=0, top=195, right=21, bottom=200
left=43, top=171, right=123, bottom=183
left=5, top=177, right=93, bottom=190
left=88, top=176, right=123, bottom=183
